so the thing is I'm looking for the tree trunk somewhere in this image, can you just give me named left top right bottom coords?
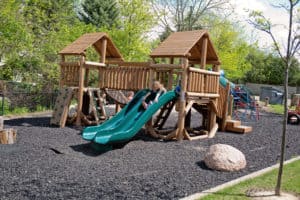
left=275, top=64, right=289, bottom=196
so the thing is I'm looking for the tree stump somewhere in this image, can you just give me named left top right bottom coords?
left=0, top=129, right=17, bottom=144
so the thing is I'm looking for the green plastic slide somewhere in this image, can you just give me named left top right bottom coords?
left=82, top=90, right=177, bottom=145
left=82, top=89, right=150, bottom=141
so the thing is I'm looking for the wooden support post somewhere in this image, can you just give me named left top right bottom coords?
left=200, top=37, right=208, bottom=69
left=208, top=103, right=217, bottom=132
left=59, top=55, right=65, bottom=88
left=100, top=38, right=107, bottom=64
left=185, top=110, right=191, bottom=129
left=84, top=69, right=89, bottom=87
left=76, top=55, right=86, bottom=126
left=115, top=103, right=121, bottom=113
left=99, top=38, right=107, bottom=88
left=176, top=57, right=189, bottom=140
left=149, top=60, right=155, bottom=87
left=221, top=83, right=231, bottom=131
left=167, top=57, right=174, bottom=90
left=212, top=64, right=220, bottom=72
left=208, top=123, right=218, bottom=138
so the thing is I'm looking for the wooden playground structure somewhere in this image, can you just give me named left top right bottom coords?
left=51, top=30, right=252, bottom=140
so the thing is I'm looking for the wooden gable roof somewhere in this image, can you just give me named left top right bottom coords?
left=150, top=30, right=220, bottom=64
left=59, top=32, right=123, bottom=61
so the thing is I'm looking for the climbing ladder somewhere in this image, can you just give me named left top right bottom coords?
left=51, top=87, right=76, bottom=127
left=51, top=87, right=107, bottom=127
left=153, top=100, right=176, bottom=129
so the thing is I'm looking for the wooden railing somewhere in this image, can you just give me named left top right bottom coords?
left=60, top=62, right=221, bottom=98
left=99, top=66, right=150, bottom=90
left=60, top=62, right=80, bottom=87
left=187, top=67, right=220, bottom=96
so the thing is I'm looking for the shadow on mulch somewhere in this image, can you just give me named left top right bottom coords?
left=4, top=117, right=51, bottom=128
left=196, top=160, right=212, bottom=170
left=70, top=142, right=130, bottom=157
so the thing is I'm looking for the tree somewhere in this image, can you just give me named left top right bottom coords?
left=103, top=0, right=156, bottom=61
left=0, top=0, right=33, bottom=80
left=0, top=0, right=100, bottom=88
left=208, top=18, right=252, bottom=82
left=244, top=49, right=300, bottom=85
left=249, top=0, right=300, bottom=196
left=151, top=0, right=232, bottom=33
left=78, top=0, right=119, bottom=28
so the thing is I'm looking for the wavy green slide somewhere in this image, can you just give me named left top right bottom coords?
left=82, top=90, right=177, bottom=145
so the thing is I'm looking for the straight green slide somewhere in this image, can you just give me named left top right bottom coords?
left=82, top=90, right=177, bottom=145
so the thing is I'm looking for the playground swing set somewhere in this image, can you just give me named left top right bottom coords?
left=50, top=30, right=252, bottom=145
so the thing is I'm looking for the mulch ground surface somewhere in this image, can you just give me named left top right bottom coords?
left=0, top=110, right=299, bottom=200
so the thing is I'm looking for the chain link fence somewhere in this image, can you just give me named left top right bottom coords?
left=0, top=81, right=58, bottom=116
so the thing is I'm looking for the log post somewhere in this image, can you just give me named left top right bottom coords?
left=99, top=38, right=107, bottom=88
left=84, top=69, right=89, bottom=87
left=221, top=83, right=231, bottom=131
left=176, top=57, right=189, bottom=140
left=59, top=55, right=65, bottom=88
left=76, top=55, right=86, bottom=126
left=200, top=37, right=208, bottom=69
left=100, top=38, right=107, bottom=64
left=167, top=57, right=174, bottom=90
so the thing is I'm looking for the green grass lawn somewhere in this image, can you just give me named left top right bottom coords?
left=200, top=159, right=300, bottom=200
left=267, top=104, right=296, bottom=115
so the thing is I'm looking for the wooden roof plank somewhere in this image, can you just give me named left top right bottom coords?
left=150, top=30, right=220, bottom=64
left=59, top=32, right=123, bottom=60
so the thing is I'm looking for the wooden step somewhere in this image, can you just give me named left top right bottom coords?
left=225, top=120, right=241, bottom=128
left=226, top=125, right=252, bottom=134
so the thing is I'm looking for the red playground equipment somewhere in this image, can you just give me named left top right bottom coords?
left=288, top=101, right=300, bottom=125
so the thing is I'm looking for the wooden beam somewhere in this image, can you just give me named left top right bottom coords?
left=208, top=103, right=217, bottom=132
left=85, top=61, right=106, bottom=67
left=176, top=57, right=189, bottom=141
left=209, top=100, right=218, bottom=114
left=186, top=92, right=219, bottom=98
left=59, top=55, right=65, bottom=88
left=221, top=83, right=231, bottom=131
left=84, top=68, right=89, bottom=87
left=200, top=37, right=208, bottom=69
left=188, top=134, right=209, bottom=141
left=76, top=55, right=86, bottom=126
left=208, top=123, right=218, bottom=138
left=107, top=61, right=150, bottom=67
left=189, top=59, right=221, bottom=65
left=184, top=100, right=194, bottom=113
left=60, top=61, right=80, bottom=67
left=213, top=64, right=220, bottom=72
left=188, top=67, right=220, bottom=76
left=100, top=38, right=107, bottom=64
left=150, top=63, right=183, bottom=69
